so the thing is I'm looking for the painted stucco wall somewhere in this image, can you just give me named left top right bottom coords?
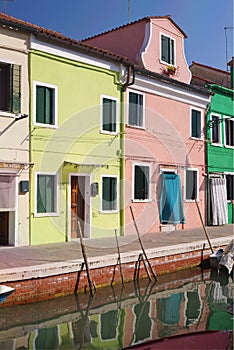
left=84, top=18, right=191, bottom=84
left=140, top=18, right=191, bottom=84
left=206, top=87, right=234, bottom=223
left=0, top=27, right=30, bottom=246
left=124, top=87, right=208, bottom=234
left=30, top=49, right=122, bottom=244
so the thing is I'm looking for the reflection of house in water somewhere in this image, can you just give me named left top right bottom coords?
left=0, top=271, right=233, bottom=349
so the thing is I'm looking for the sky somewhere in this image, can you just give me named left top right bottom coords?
left=2, top=0, right=234, bottom=71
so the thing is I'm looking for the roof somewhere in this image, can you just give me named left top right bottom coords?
left=0, top=12, right=210, bottom=97
left=190, top=61, right=230, bottom=89
left=81, top=15, right=187, bottom=42
left=0, top=12, right=131, bottom=64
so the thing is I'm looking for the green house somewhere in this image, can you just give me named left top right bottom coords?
left=190, top=61, right=234, bottom=225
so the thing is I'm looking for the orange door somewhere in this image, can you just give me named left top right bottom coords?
left=71, top=176, right=85, bottom=238
left=0, top=212, right=9, bottom=245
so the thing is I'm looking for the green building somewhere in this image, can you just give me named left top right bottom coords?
left=190, top=61, right=234, bottom=225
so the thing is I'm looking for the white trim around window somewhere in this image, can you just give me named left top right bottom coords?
left=223, top=116, right=234, bottom=148
left=100, top=94, right=118, bottom=135
left=210, top=113, right=222, bottom=146
left=127, top=89, right=145, bottom=128
left=33, top=81, right=58, bottom=128
left=190, top=107, right=203, bottom=140
left=184, top=168, right=199, bottom=202
left=34, top=172, right=59, bottom=217
left=100, top=174, right=118, bottom=213
left=160, top=31, right=176, bottom=66
left=132, top=162, right=152, bottom=202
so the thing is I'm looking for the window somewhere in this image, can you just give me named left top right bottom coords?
left=101, top=96, right=117, bottom=133
left=34, top=82, right=58, bottom=127
left=102, top=176, right=117, bottom=211
left=128, top=91, right=144, bottom=127
left=211, top=114, right=222, bottom=144
left=225, top=118, right=234, bottom=147
left=185, top=169, right=198, bottom=200
left=191, top=109, right=202, bottom=139
left=0, top=62, right=21, bottom=113
left=161, top=34, right=175, bottom=65
left=226, top=174, right=234, bottom=200
left=134, top=164, right=150, bottom=201
left=36, top=173, right=57, bottom=214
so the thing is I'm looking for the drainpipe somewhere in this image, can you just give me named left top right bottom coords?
left=119, top=65, right=135, bottom=236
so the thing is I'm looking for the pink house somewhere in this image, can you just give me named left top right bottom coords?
left=83, top=16, right=211, bottom=234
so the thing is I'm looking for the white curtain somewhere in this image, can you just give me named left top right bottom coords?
left=210, top=177, right=228, bottom=225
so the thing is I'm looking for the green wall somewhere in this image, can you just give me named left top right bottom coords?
left=30, top=50, right=123, bottom=244
left=206, top=85, right=234, bottom=224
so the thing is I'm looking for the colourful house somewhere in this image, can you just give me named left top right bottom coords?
left=0, top=13, right=131, bottom=245
left=83, top=16, right=211, bottom=233
left=0, top=13, right=32, bottom=246
left=190, top=61, right=234, bottom=225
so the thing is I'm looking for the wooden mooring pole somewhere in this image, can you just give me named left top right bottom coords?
left=130, top=206, right=157, bottom=281
left=76, top=220, right=96, bottom=296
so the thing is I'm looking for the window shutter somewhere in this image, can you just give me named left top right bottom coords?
left=37, top=175, right=46, bottom=213
left=129, top=92, right=137, bottom=125
left=170, top=39, right=175, bottom=65
left=161, top=35, right=170, bottom=63
left=102, top=177, right=110, bottom=210
left=11, top=64, right=21, bottom=113
left=135, top=166, right=148, bottom=200
left=192, top=110, right=201, bottom=138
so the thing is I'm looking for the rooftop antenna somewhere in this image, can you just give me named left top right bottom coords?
left=128, top=0, right=130, bottom=23
left=224, top=26, right=234, bottom=71
left=1, top=0, right=14, bottom=13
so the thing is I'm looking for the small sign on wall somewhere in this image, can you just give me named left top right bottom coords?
left=20, top=180, right=29, bottom=193
left=91, top=182, right=99, bottom=196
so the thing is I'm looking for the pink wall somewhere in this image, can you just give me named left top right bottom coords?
left=124, top=92, right=206, bottom=234
left=84, top=21, right=146, bottom=64
left=140, top=18, right=191, bottom=84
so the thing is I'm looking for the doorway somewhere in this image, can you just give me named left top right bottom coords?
left=0, top=212, right=9, bottom=245
left=70, top=175, right=90, bottom=239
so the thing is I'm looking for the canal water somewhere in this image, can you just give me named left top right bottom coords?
left=0, top=267, right=233, bottom=349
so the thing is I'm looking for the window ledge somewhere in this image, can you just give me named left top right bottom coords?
left=189, top=137, right=203, bottom=141
left=100, top=130, right=119, bottom=136
left=33, top=212, right=60, bottom=218
left=0, top=111, right=18, bottom=118
left=126, top=124, right=145, bottom=130
left=100, top=210, right=119, bottom=214
left=224, top=145, right=234, bottom=149
left=132, top=199, right=152, bottom=203
left=33, top=123, right=58, bottom=129
left=211, top=143, right=223, bottom=147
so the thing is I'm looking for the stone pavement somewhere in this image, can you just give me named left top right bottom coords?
left=0, top=224, right=233, bottom=275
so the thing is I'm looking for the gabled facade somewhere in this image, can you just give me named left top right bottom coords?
left=190, top=61, right=234, bottom=225
left=0, top=19, right=31, bottom=246
left=83, top=16, right=191, bottom=84
left=84, top=17, right=211, bottom=233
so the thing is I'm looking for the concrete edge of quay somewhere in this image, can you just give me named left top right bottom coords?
left=0, top=235, right=232, bottom=284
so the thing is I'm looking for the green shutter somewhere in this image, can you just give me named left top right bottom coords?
left=11, top=64, right=21, bottom=113
left=192, top=110, right=201, bottom=138
left=37, top=175, right=46, bottom=213
left=102, top=98, right=116, bottom=132
left=161, top=35, right=170, bottom=63
left=170, top=39, right=175, bottom=65
left=37, top=175, right=55, bottom=213
left=134, top=166, right=149, bottom=200
left=36, top=86, right=45, bottom=123
left=102, top=177, right=116, bottom=210
left=129, top=92, right=143, bottom=127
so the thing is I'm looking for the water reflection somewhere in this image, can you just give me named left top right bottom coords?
left=0, top=267, right=233, bottom=349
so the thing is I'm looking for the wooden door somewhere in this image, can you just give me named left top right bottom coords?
left=0, top=212, right=9, bottom=245
left=71, top=176, right=85, bottom=238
